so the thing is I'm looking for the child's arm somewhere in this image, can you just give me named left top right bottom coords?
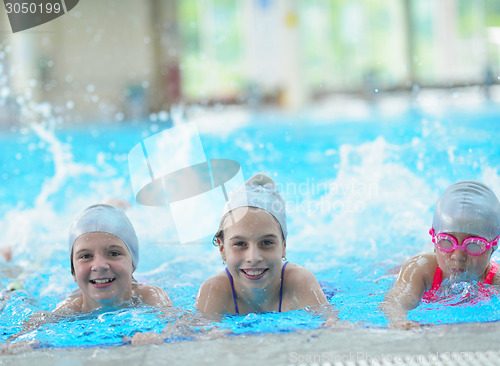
left=380, top=253, right=435, bottom=329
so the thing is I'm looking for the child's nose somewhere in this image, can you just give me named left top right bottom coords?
left=451, top=248, right=467, bottom=261
left=245, top=244, right=263, bottom=264
left=91, top=255, right=111, bottom=271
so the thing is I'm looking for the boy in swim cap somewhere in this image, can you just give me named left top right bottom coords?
left=195, top=173, right=329, bottom=315
left=55, top=204, right=172, bottom=313
left=381, top=181, right=500, bottom=329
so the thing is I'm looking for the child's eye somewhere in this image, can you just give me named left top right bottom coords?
left=233, top=241, right=246, bottom=247
left=262, top=240, right=274, bottom=246
left=108, top=251, right=122, bottom=257
left=78, top=253, right=92, bottom=260
left=465, top=241, right=483, bottom=255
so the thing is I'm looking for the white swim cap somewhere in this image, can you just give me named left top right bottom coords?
left=433, top=181, right=500, bottom=242
left=220, top=172, right=287, bottom=239
left=68, top=204, right=139, bottom=270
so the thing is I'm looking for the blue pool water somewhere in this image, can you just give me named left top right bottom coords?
left=1, top=99, right=500, bottom=348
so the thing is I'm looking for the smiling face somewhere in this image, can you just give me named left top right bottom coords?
left=72, top=232, right=134, bottom=312
left=435, top=232, right=493, bottom=280
left=219, top=207, right=286, bottom=290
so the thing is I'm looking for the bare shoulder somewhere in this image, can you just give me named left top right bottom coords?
left=198, top=271, right=230, bottom=292
left=132, top=283, right=172, bottom=308
left=283, top=263, right=319, bottom=284
left=396, top=252, right=437, bottom=287
left=195, top=271, right=234, bottom=314
left=282, top=263, right=327, bottom=310
left=53, top=295, right=83, bottom=314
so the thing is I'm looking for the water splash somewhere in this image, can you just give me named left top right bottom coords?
left=30, top=123, right=97, bottom=207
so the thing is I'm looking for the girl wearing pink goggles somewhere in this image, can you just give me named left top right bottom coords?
left=381, top=181, right=500, bottom=329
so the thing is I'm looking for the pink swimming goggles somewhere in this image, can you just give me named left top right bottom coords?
left=429, top=228, right=499, bottom=256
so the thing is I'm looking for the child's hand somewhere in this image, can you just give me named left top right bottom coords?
left=124, top=331, right=164, bottom=346
left=322, top=317, right=338, bottom=327
left=388, top=320, right=421, bottom=330
left=195, top=327, right=232, bottom=340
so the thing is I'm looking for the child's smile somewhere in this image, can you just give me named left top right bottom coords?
left=240, top=268, right=268, bottom=280
left=89, top=277, right=116, bottom=287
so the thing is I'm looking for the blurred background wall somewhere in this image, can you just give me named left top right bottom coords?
left=0, top=0, right=499, bottom=124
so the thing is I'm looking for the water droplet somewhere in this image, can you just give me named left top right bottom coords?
left=158, top=111, right=169, bottom=121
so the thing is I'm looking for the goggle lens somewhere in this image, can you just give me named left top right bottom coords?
left=435, top=237, right=454, bottom=252
left=463, top=239, right=484, bottom=255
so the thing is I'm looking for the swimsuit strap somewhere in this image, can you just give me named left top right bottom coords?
left=225, top=268, right=239, bottom=315
left=278, top=261, right=288, bottom=312
left=421, top=265, right=443, bottom=302
left=484, top=261, right=498, bottom=285
left=430, top=265, right=443, bottom=292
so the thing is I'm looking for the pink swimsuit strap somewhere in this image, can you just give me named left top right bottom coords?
left=484, top=261, right=498, bottom=285
left=429, top=265, right=444, bottom=292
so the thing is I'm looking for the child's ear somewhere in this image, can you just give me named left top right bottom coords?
left=218, top=239, right=226, bottom=261
left=282, top=240, right=286, bottom=258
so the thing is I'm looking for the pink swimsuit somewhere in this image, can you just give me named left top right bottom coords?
left=422, top=261, right=498, bottom=302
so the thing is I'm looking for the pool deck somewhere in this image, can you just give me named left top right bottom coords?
left=2, top=322, right=500, bottom=366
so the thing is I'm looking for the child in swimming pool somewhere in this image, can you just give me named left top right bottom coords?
left=4, top=204, right=172, bottom=348
left=54, top=204, right=172, bottom=313
left=381, top=181, right=500, bottom=329
left=195, top=173, right=329, bottom=315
